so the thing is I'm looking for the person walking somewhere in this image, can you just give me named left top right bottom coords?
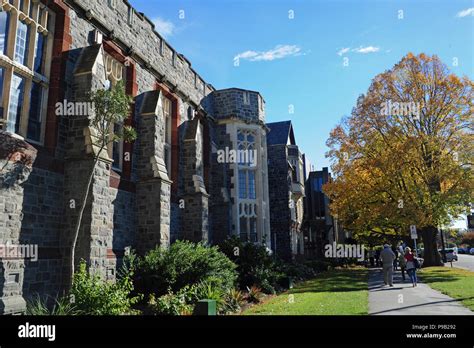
left=392, top=246, right=399, bottom=271
left=405, top=247, right=418, bottom=287
left=380, top=244, right=396, bottom=287
left=398, top=252, right=407, bottom=281
left=369, top=249, right=375, bottom=267
left=375, top=249, right=381, bottom=267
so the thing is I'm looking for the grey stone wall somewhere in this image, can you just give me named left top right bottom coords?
left=209, top=89, right=265, bottom=123
left=110, top=188, right=136, bottom=253
left=20, top=166, right=64, bottom=299
left=209, top=123, right=234, bottom=244
left=0, top=0, right=277, bottom=314
left=0, top=133, right=38, bottom=314
left=268, top=144, right=292, bottom=260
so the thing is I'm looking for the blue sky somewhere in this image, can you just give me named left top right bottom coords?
left=131, top=0, right=473, bottom=227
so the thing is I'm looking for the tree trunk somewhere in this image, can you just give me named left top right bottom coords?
left=419, top=226, right=442, bottom=267
left=70, top=148, right=103, bottom=289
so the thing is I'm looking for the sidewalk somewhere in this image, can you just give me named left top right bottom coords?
left=368, top=268, right=474, bottom=315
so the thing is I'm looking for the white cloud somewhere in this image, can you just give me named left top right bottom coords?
left=337, top=46, right=381, bottom=56
left=353, top=46, right=380, bottom=54
left=153, top=17, right=175, bottom=38
left=337, top=47, right=350, bottom=56
left=234, top=45, right=302, bottom=62
left=456, top=8, right=474, bottom=17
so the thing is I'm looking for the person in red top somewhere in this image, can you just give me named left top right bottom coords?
left=404, top=247, right=418, bottom=287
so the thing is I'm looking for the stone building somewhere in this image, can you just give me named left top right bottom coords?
left=266, top=121, right=305, bottom=260
left=303, top=167, right=344, bottom=259
left=0, top=0, right=271, bottom=314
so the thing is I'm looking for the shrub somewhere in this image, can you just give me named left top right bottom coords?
left=26, top=295, right=78, bottom=316
left=193, top=279, right=225, bottom=308
left=303, top=260, right=331, bottom=272
left=279, top=261, right=317, bottom=281
left=70, top=260, right=140, bottom=315
left=148, top=291, right=193, bottom=316
left=246, top=285, right=263, bottom=304
left=135, top=241, right=237, bottom=297
left=223, top=288, right=246, bottom=314
left=219, top=237, right=284, bottom=293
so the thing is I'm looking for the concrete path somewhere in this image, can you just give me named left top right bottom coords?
left=368, top=268, right=474, bottom=315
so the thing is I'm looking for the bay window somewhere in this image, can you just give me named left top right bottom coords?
left=0, top=1, right=53, bottom=144
left=237, top=129, right=258, bottom=242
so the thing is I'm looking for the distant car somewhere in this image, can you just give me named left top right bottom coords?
left=439, top=248, right=458, bottom=262
left=470, top=248, right=474, bottom=255
left=457, top=247, right=466, bottom=254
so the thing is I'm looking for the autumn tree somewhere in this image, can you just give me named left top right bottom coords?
left=461, top=232, right=474, bottom=248
left=324, top=53, right=473, bottom=266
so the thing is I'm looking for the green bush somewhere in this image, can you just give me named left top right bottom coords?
left=219, top=237, right=284, bottom=293
left=148, top=291, right=193, bottom=316
left=279, top=261, right=317, bottom=281
left=134, top=241, right=238, bottom=297
left=193, top=279, right=226, bottom=313
left=148, top=280, right=229, bottom=315
left=70, top=260, right=140, bottom=315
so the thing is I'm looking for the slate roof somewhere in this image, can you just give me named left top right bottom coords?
left=266, top=121, right=295, bottom=145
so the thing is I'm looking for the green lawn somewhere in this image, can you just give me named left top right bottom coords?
left=420, top=267, right=474, bottom=311
left=244, top=268, right=369, bottom=315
